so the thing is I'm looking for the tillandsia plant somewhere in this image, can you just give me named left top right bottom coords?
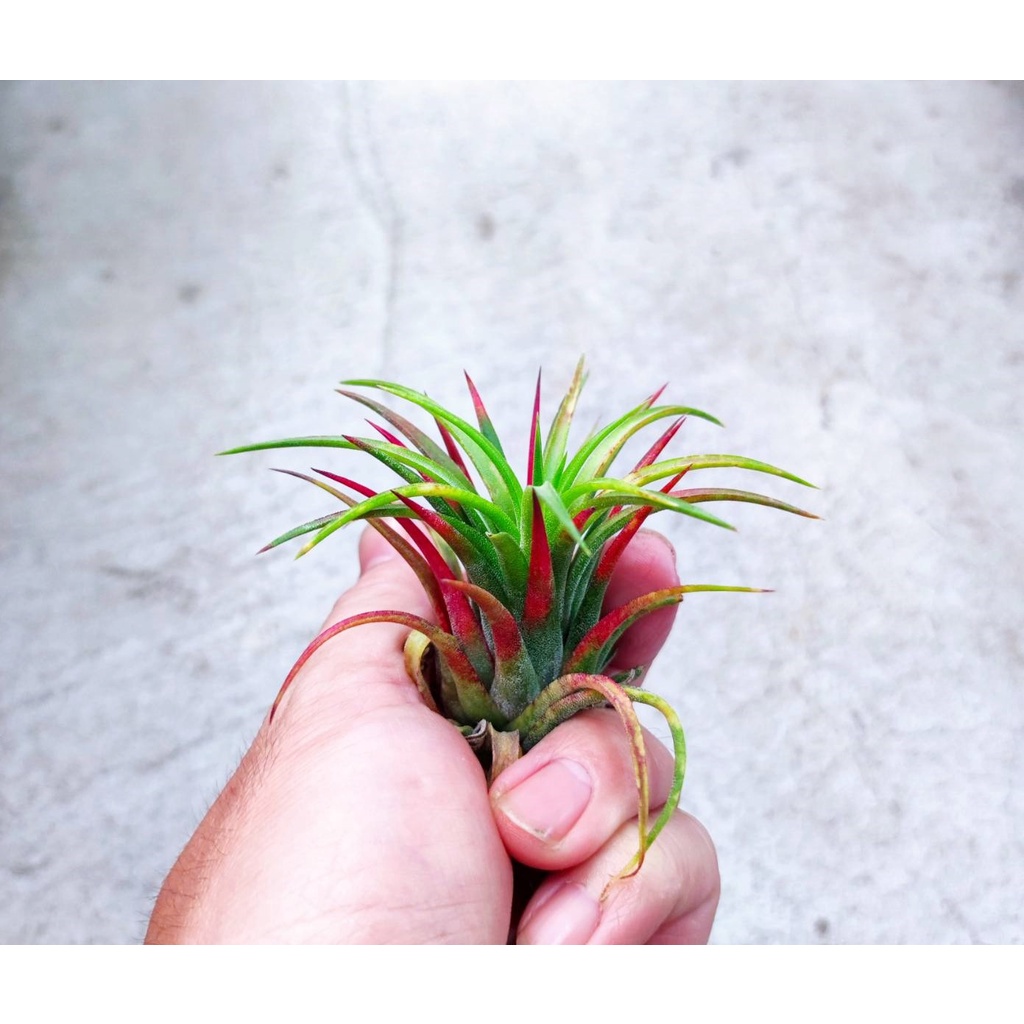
left=222, top=357, right=816, bottom=883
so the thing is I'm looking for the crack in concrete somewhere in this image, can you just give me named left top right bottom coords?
left=340, top=82, right=401, bottom=375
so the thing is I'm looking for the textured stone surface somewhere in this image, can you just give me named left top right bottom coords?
left=1, top=81, right=1021, bottom=943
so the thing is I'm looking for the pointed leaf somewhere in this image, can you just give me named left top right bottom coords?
left=628, top=453, right=817, bottom=489
left=565, top=585, right=763, bottom=675
left=270, top=468, right=452, bottom=629
left=219, top=436, right=359, bottom=456
left=668, top=487, right=821, bottom=518
left=594, top=472, right=686, bottom=583
left=434, top=416, right=473, bottom=481
left=566, top=478, right=735, bottom=530
left=561, top=400, right=722, bottom=489
left=342, top=378, right=521, bottom=511
left=527, top=369, right=543, bottom=486
left=463, top=371, right=504, bottom=453
left=544, top=356, right=587, bottom=481
left=630, top=416, right=685, bottom=474
left=582, top=405, right=720, bottom=483
left=258, top=511, right=345, bottom=553
left=337, top=387, right=474, bottom=488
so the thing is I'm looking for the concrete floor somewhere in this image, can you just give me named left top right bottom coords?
left=1, top=81, right=1022, bottom=943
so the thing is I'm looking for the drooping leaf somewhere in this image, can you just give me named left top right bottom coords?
left=565, top=478, right=735, bottom=530
left=269, top=611, right=498, bottom=726
left=667, top=487, right=821, bottom=518
left=512, top=672, right=649, bottom=874
left=629, top=453, right=817, bottom=489
left=564, top=584, right=764, bottom=675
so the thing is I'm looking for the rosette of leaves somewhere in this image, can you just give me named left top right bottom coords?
left=222, top=358, right=816, bottom=878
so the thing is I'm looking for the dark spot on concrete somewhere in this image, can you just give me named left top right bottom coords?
left=1001, top=270, right=1020, bottom=297
left=8, top=857, right=51, bottom=877
left=46, top=115, right=66, bottom=134
left=0, top=175, right=17, bottom=289
left=990, top=80, right=1024, bottom=105
left=98, top=564, right=197, bottom=612
left=477, top=212, right=496, bottom=240
left=178, top=282, right=202, bottom=304
left=100, top=267, right=115, bottom=283
left=1005, top=176, right=1024, bottom=208
left=272, top=161, right=290, bottom=181
left=814, top=917, right=830, bottom=938
left=711, top=145, right=752, bottom=178
left=819, top=389, right=833, bottom=431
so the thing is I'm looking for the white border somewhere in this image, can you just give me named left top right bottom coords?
left=2, top=2, right=1019, bottom=79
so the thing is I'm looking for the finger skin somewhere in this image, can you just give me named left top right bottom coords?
left=490, top=709, right=676, bottom=871
left=515, top=811, right=720, bottom=945
left=271, top=527, right=438, bottom=731
left=146, top=530, right=511, bottom=944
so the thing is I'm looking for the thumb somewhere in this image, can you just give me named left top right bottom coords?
left=270, top=525, right=438, bottom=727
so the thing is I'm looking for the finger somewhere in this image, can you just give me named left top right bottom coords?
left=515, top=811, right=720, bottom=945
left=271, top=526, right=437, bottom=726
left=490, top=709, right=675, bottom=871
left=602, top=529, right=680, bottom=677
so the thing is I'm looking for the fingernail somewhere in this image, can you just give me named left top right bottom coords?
left=495, top=758, right=592, bottom=842
left=517, top=882, right=600, bottom=945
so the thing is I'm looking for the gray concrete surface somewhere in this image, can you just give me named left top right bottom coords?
left=1, top=81, right=1022, bottom=943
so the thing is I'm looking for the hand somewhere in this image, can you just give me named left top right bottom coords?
left=145, top=527, right=719, bottom=944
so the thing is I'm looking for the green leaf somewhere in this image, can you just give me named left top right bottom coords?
left=296, top=482, right=518, bottom=558
left=336, top=388, right=476, bottom=490
left=581, top=405, right=721, bottom=483
left=543, top=356, right=587, bottom=480
left=669, top=487, right=821, bottom=518
left=534, top=480, right=589, bottom=553
left=560, top=402, right=722, bottom=489
left=486, top=531, right=529, bottom=605
left=342, top=378, right=522, bottom=512
left=218, top=436, right=359, bottom=456
left=564, top=478, right=736, bottom=530
left=259, top=511, right=346, bottom=552
left=628, top=454, right=817, bottom=489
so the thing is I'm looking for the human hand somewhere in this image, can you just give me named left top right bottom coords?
left=145, top=526, right=719, bottom=944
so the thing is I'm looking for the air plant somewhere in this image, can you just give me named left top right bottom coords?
left=221, top=357, right=816, bottom=884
